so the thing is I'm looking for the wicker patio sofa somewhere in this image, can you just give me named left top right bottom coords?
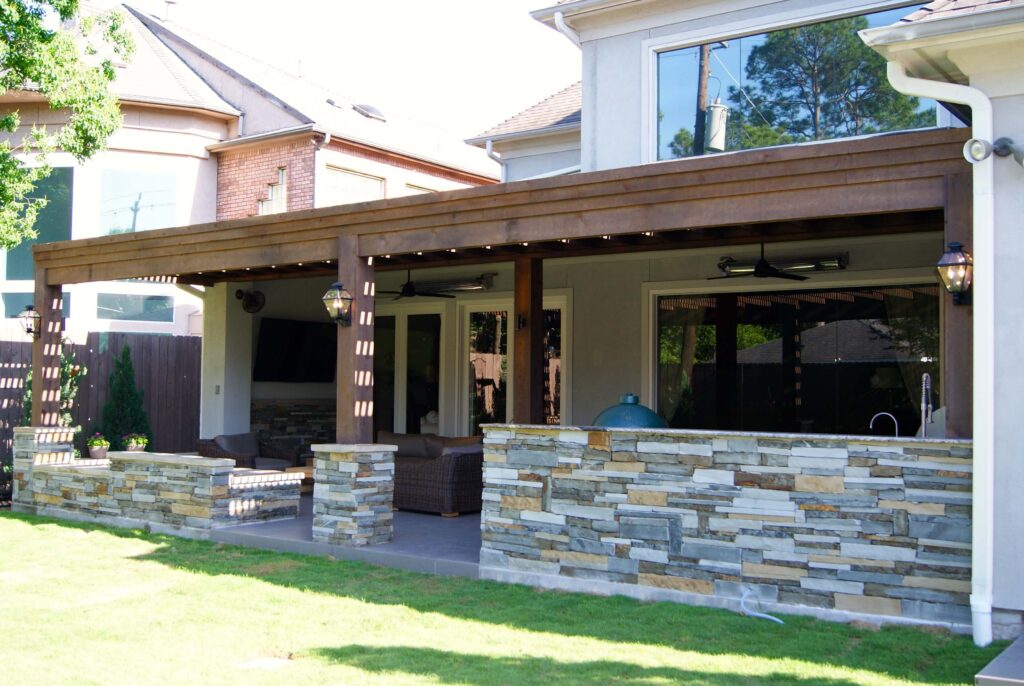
left=379, top=431, right=483, bottom=516
left=196, top=432, right=302, bottom=470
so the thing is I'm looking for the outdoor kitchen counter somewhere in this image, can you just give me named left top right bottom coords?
left=479, top=424, right=973, bottom=630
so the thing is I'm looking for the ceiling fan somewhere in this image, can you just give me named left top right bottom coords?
left=377, top=270, right=495, bottom=300
left=709, top=243, right=846, bottom=281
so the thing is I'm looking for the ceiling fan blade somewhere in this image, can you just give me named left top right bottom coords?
left=417, top=292, right=457, bottom=299
left=766, top=269, right=808, bottom=281
left=706, top=273, right=753, bottom=280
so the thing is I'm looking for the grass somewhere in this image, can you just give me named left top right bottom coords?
left=0, top=511, right=1005, bottom=686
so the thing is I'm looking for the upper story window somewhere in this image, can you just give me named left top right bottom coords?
left=100, top=169, right=177, bottom=233
left=320, top=166, right=385, bottom=207
left=4, top=167, right=73, bottom=281
left=258, top=168, right=288, bottom=216
left=656, top=4, right=935, bottom=161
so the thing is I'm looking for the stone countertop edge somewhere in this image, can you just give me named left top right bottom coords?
left=310, top=444, right=399, bottom=453
left=108, top=452, right=236, bottom=468
left=480, top=424, right=973, bottom=446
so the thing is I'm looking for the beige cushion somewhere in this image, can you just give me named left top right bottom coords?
left=214, top=432, right=259, bottom=456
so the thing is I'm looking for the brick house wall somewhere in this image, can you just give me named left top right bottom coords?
left=216, top=138, right=316, bottom=221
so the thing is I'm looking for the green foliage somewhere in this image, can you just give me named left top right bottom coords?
left=22, top=340, right=87, bottom=427
left=100, top=344, right=151, bottom=450
left=668, top=127, right=694, bottom=158
left=728, top=16, right=933, bottom=143
left=0, top=1, right=134, bottom=249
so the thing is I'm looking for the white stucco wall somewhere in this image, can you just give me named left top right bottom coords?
left=199, top=283, right=254, bottom=438
left=566, top=0, right=934, bottom=171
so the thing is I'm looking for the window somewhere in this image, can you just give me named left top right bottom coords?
left=100, top=169, right=177, bottom=234
left=655, top=285, right=940, bottom=435
left=321, top=166, right=384, bottom=206
left=97, top=293, right=174, bottom=322
left=2, top=292, right=71, bottom=319
left=258, top=168, right=287, bottom=216
left=404, top=183, right=435, bottom=195
left=4, top=167, right=73, bottom=280
left=655, top=4, right=936, bottom=161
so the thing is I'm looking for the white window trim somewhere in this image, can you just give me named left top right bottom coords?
left=639, top=267, right=935, bottom=411
left=639, top=1, right=926, bottom=164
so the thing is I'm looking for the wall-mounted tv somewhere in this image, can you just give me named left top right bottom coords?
left=253, top=317, right=336, bottom=383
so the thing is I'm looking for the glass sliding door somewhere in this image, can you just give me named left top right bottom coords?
left=406, top=313, right=441, bottom=434
left=468, top=310, right=508, bottom=435
left=373, top=307, right=444, bottom=437
left=373, top=315, right=397, bottom=438
left=654, top=285, right=941, bottom=435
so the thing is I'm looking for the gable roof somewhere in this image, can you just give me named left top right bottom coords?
left=899, top=0, right=1024, bottom=23
left=467, top=81, right=581, bottom=144
left=125, top=6, right=496, bottom=179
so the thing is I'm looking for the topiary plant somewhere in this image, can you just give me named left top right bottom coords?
left=100, top=344, right=152, bottom=451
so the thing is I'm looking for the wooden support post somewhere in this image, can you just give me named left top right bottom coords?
left=513, top=255, right=544, bottom=425
left=31, top=270, right=63, bottom=427
left=715, top=294, right=738, bottom=430
left=336, top=236, right=375, bottom=444
left=943, top=173, right=973, bottom=438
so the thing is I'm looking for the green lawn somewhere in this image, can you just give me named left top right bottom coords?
left=0, top=512, right=1004, bottom=685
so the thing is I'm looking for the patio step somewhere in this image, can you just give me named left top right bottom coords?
left=978, top=636, right=1024, bottom=685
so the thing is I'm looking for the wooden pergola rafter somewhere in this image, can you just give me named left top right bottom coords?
left=28, top=127, right=973, bottom=439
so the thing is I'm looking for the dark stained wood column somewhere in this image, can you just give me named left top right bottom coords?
left=781, top=314, right=803, bottom=433
left=31, top=270, right=63, bottom=427
left=943, top=173, right=973, bottom=438
left=513, top=256, right=544, bottom=425
left=336, top=236, right=375, bottom=444
left=715, top=294, right=738, bottom=430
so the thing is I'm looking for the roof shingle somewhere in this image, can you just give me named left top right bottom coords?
left=475, top=81, right=581, bottom=139
left=900, top=0, right=1024, bottom=24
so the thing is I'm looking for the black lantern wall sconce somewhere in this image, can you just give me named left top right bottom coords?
left=18, top=305, right=41, bottom=339
left=936, top=242, right=973, bottom=306
left=322, top=282, right=354, bottom=326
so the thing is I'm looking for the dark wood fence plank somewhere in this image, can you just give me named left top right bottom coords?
left=1, top=334, right=202, bottom=461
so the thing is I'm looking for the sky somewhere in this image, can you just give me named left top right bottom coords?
left=110, top=0, right=582, bottom=139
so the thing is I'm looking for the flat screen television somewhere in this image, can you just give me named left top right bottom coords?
left=253, top=317, right=336, bottom=383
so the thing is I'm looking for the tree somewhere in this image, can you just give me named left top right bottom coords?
left=22, top=340, right=87, bottom=427
left=728, top=16, right=932, bottom=143
left=0, top=1, right=133, bottom=249
left=100, top=344, right=152, bottom=450
left=668, top=127, right=694, bottom=159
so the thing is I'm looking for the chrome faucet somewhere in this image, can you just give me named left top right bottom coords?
left=921, top=373, right=934, bottom=438
left=870, top=412, right=899, bottom=437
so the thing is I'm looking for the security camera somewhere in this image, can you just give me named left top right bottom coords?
left=993, top=138, right=1024, bottom=168
left=964, top=138, right=993, bottom=164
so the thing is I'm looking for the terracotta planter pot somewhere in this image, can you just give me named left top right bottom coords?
left=88, top=446, right=108, bottom=460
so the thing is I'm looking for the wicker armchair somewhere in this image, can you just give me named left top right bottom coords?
left=196, top=433, right=302, bottom=471
left=379, top=431, right=483, bottom=515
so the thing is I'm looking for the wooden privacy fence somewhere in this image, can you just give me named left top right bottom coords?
left=0, top=332, right=201, bottom=461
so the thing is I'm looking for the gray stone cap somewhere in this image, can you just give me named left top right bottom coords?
left=311, top=444, right=398, bottom=453
left=109, top=452, right=236, bottom=468
left=480, top=424, right=973, bottom=447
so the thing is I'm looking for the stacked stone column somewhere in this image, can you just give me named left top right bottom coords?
left=12, top=426, right=79, bottom=509
left=311, top=443, right=396, bottom=546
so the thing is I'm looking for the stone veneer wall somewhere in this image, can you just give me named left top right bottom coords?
left=311, top=443, right=396, bottom=546
left=480, top=426, right=973, bottom=628
left=251, top=399, right=335, bottom=457
left=14, top=428, right=300, bottom=530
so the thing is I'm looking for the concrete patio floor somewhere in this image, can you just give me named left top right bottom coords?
left=209, top=495, right=481, bottom=578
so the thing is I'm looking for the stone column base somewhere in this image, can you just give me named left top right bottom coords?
left=311, top=443, right=396, bottom=546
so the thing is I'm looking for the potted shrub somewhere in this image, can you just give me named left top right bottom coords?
left=122, top=433, right=149, bottom=452
left=86, top=433, right=111, bottom=459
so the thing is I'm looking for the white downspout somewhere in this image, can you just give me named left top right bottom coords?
left=885, top=61, right=994, bottom=647
left=554, top=11, right=581, bottom=48
left=485, top=140, right=505, bottom=182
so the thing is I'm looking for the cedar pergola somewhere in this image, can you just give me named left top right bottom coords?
left=29, top=127, right=972, bottom=442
